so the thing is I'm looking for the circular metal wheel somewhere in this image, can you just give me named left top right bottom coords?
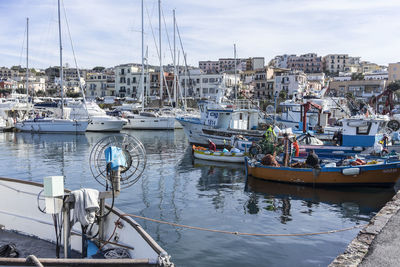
left=387, top=120, right=400, bottom=131
left=89, top=134, right=147, bottom=189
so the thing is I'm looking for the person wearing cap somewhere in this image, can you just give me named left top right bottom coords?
left=208, top=139, right=216, bottom=152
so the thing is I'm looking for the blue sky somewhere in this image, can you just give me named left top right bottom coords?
left=0, top=0, right=399, bottom=69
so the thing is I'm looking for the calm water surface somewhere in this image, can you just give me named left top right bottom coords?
left=0, top=130, right=396, bottom=267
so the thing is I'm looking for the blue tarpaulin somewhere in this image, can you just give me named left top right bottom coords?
left=105, top=146, right=127, bottom=170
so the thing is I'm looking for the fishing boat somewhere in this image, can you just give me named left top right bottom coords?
left=192, top=145, right=247, bottom=163
left=245, top=157, right=400, bottom=186
left=0, top=133, right=173, bottom=266
left=177, top=100, right=265, bottom=147
left=0, top=177, right=172, bottom=266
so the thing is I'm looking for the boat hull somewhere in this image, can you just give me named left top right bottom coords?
left=87, top=119, right=126, bottom=132
left=15, top=119, right=88, bottom=133
left=177, top=117, right=263, bottom=146
left=123, top=117, right=175, bottom=130
left=246, top=160, right=400, bottom=186
left=193, top=149, right=246, bottom=163
left=0, top=176, right=170, bottom=264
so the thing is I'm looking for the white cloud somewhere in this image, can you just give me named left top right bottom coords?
left=0, top=0, right=399, bottom=69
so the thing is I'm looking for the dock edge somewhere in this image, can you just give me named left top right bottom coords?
left=329, top=190, right=400, bottom=267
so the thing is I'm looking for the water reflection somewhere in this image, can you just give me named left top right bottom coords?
left=0, top=130, right=397, bottom=267
left=245, top=176, right=395, bottom=220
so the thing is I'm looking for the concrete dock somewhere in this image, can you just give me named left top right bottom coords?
left=330, top=191, right=400, bottom=267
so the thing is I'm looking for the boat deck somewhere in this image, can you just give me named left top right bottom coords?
left=0, top=229, right=81, bottom=258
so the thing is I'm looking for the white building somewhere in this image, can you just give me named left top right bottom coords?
left=86, top=73, right=115, bottom=98
left=274, top=71, right=307, bottom=98
left=270, top=54, right=296, bottom=68
left=179, top=69, right=237, bottom=100
left=115, top=64, right=155, bottom=98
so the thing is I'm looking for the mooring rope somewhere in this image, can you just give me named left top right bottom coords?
left=121, top=213, right=366, bottom=237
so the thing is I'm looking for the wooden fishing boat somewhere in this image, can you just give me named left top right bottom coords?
left=192, top=146, right=247, bottom=163
left=245, top=158, right=400, bottom=186
left=0, top=176, right=173, bottom=266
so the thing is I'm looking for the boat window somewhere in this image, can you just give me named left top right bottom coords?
left=356, top=122, right=372, bottom=135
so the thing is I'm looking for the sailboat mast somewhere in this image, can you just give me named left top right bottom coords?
left=173, top=9, right=176, bottom=107
left=234, top=43, right=237, bottom=101
left=141, top=0, right=145, bottom=112
left=158, top=0, right=163, bottom=106
left=58, top=0, right=64, bottom=119
left=26, top=18, right=29, bottom=109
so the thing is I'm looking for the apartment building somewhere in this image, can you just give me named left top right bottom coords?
left=0, top=67, right=19, bottom=80
left=198, top=61, right=219, bottom=73
left=179, top=69, right=236, bottom=100
left=388, top=63, right=400, bottom=82
left=287, top=53, right=322, bottom=73
left=274, top=70, right=307, bottom=98
left=328, top=80, right=386, bottom=99
left=269, top=54, right=296, bottom=69
left=45, top=66, right=88, bottom=82
left=86, top=73, right=115, bottom=98
left=322, top=54, right=360, bottom=73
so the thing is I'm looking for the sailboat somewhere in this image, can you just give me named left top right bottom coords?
left=122, top=0, right=175, bottom=130
left=15, top=5, right=88, bottom=133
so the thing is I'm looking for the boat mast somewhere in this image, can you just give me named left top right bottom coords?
left=234, top=43, right=237, bottom=101
left=158, top=0, right=163, bottom=107
left=141, top=0, right=144, bottom=112
left=26, top=17, right=29, bottom=110
left=58, top=0, right=64, bottom=119
left=173, top=9, right=176, bottom=107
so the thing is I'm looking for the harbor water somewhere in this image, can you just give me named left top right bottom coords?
left=0, top=130, right=396, bottom=267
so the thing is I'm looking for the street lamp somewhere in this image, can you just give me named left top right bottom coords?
left=273, top=91, right=278, bottom=124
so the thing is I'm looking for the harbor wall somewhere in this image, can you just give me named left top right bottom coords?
left=329, top=190, right=400, bottom=266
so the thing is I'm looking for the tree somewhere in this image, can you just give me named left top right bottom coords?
left=388, top=80, right=400, bottom=92
left=92, top=66, right=105, bottom=72
left=279, top=90, right=287, bottom=100
left=351, top=72, right=364, bottom=81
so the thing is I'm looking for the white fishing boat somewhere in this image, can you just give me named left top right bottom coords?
left=177, top=99, right=265, bottom=146
left=68, top=101, right=126, bottom=132
left=15, top=10, right=88, bottom=134
left=192, top=146, right=247, bottom=163
left=0, top=133, right=173, bottom=266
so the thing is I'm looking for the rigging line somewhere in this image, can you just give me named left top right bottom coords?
left=175, top=18, right=192, bottom=97
left=121, top=213, right=367, bottom=237
left=144, top=3, right=172, bottom=104
left=61, top=0, right=87, bottom=104
left=18, top=23, right=27, bottom=68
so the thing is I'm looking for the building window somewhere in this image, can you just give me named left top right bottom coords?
left=127, top=78, right=130, bottom=85
left=202, top=78, right=208, bottom=83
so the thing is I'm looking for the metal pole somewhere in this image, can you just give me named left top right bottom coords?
left=234, top=44, right=237, bottom=101
left=62, top=202, right=71, bottom=258
left=274, top=92, right=277, bottom=124
left=141, top=0, right=145, bottom=112
left=173, top=9, right=176, bottom=107
left=158, top=0, right=163, bottom=106
left=26, top=18, right=29, bottom=109
left=58, top=0, right=64, bottom=119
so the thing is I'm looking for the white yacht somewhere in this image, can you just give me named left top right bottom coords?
left=68, top=101, right=126, bottom=132
left=122, top=110, right=175, bottom=130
